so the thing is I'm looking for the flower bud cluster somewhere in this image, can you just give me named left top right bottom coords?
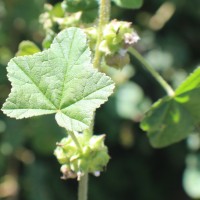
left=40, top=4, right=140, bottom=67
left=86, top=20, right=140, bottom=69
left=54, top=133, right=110, bottom=180
left=39, top=0, right=98, bottom=40
left=39, top=3, right=82, bottom=48
left=39, top=3, right=82, bottom=31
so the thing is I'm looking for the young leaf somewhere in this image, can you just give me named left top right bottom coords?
left=175, top=67, right=200, bottom=120
left=16, top=41, right=41, bottom=56
left=2, top=28, right=115, bottom=132
left=141, top=67, right=200, bottom=148
left=112, top=0, right=143, bottom=9
left=141, top=97, right=195, bottom=148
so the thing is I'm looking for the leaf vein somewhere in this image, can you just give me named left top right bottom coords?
left=12, top=58, right=57, bottom=109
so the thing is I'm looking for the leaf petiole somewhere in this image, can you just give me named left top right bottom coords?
left=128, top=47, right=175, bottom=97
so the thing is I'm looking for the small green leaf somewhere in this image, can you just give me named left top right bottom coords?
left=50, top=3, right=65, bottom=17
left=175, top=67, right=200, bottom=120
left=2, top=28, right=115, bottom=132
left=176, top=67, right=200, bottom=96
left=141, top=67, right=200, bottom=148
left=112, top=0, right=143, bottom=9
left=16, top=41, right=41, bottom=56
left=141, top=97, right=195, bottom=148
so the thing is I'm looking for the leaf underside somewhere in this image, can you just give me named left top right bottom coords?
left=141, top=67, right=200, bottom=148
left=2, top=28, right=115, bottom=132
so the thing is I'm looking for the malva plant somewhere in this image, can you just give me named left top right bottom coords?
left=2, top=0, right=200, bottom=200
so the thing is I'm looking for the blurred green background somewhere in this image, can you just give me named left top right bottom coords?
left=0, top=0, right=200, bottom=199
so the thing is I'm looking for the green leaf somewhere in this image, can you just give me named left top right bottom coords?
left=141, top=97, right=195, bottom=148
left=112, top=0, right=143, bottom=9
left=16, top=41, right=41, bottom=56
left=141, top=67, right=200, bottom=148
left=50, top=3, right=65, bottom=17
left=2, top=28, right=115, bottom=132
left=176, top=67, right=200, bottom=96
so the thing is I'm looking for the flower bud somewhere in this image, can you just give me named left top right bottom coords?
left=124, top=32, right=140, bottom=48
left=105, top=52, right=130, bottom=69
left=60, top=164, right=77, bottom=180
left=100, top=20, right=137, bottom=55
left=54, top=133, right=110, bottom=180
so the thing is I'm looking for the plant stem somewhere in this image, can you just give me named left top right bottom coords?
left=93, top=0, right=111, bottom=68
left=68, top=131, right=82, bottom=151
left=67, top=131, right=88, bottom=200
left=78, top=2, right=111, bottom=200
left=78, top=173, right=89, bottom=200
left=128, top=47, right=175, bottom=96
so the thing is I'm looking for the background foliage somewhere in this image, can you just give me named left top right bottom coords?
left=0, top=0, right=200, bottom=199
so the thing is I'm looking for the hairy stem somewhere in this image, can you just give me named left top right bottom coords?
left=78, top=1, right=111, bottom=200
left=93, top=0, right=111, bottom=68
left=78, top=173, right=89, bottom=200
left=128, top=47, right=175, bottom=96
left=77, top=114, right=95, bottom=200
left=68, top=131, right=88, bottom=200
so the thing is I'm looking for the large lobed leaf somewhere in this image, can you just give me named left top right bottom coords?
left=2, top=28, right=115, bottom=132
left=141, top=67, right=200, bottom=148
